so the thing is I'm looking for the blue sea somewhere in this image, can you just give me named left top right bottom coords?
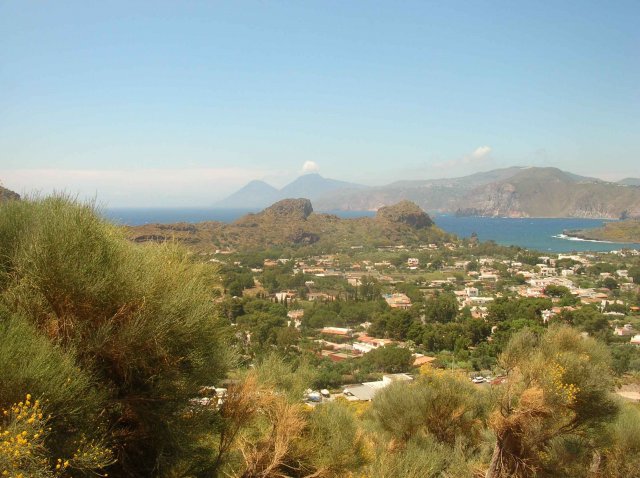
left=103, top=208, right=639, bottom=253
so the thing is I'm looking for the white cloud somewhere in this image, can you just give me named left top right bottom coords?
left=469, top=145, right=492, bottom=161
left=434, top=145, right=494, bottom=171
left=301, top=161, right=320, bottom=174
left=0, top=167, right=284, bottom=207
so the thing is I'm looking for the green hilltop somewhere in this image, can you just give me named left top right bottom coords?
left=566, top=219, right=640, bottom=243
left=128, top=198, right=454, bottom=251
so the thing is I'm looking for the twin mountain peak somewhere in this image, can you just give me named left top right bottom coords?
left=256, top=197, right=432, bottom=228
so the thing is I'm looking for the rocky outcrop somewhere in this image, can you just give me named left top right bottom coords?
left=456, top=183, right=526, bottom=217
left=263, top=198, right=313, bottom=220
left=286, top=228, right=320, bottom=245
left=376, top=200, right=434, bottom=228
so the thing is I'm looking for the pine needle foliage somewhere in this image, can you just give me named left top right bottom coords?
left=0, top=196, right=232, bottom=477
left=486, top=326, right=619, bottom=478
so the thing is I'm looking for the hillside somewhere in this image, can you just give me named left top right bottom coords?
left=313, top=167, right=527, bottom=212
left=619, top=178, right=640, bottom=187
left=455, top=168, right=640, bottom=218
left=565, top=219, right=640, bottom=244
left=0, top=184, right=20, bottom=202
left=129, top=198, right=453, bottom=251
left=311, top=167, right=640, bottom=219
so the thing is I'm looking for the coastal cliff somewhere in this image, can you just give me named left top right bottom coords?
left=455, top=168, right=640, bottom=218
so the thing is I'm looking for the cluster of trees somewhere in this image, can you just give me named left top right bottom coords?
left=224, top=264, right=640, bottom=378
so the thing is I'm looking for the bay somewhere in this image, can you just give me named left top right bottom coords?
left=434, top=215, right=638, bottom=253
left=103, top=208, right=639, bottom=253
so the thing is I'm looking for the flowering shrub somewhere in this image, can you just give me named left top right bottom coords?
left=1, top=394, right=52, bottom=477
left=0, top=394, right=113, bottom=478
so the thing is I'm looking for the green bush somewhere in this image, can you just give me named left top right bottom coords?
left=0, top=197, right=232, bottom=476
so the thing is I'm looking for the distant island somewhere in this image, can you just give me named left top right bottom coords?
left=221, top=167, right=640, bottom=220
left=564, top=219, right=640, bottom=244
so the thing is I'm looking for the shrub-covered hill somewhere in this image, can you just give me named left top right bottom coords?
left=0, top=197, right=231, bottom=477
left=0, top=184, right=20, bottom=202
left=128, top=198, right=454, bottom=251
left=564, top=219, right=640, bottom=244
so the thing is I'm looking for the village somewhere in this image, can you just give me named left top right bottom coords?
left=209, top=241, right=640, bottom=404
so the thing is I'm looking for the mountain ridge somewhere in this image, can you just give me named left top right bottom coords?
left=313, top=167, right=640, bottom=219
left=454, top=167, right=640, bottom=218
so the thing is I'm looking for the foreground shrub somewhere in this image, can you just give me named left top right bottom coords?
left=0, top=197, right=231, bottom=476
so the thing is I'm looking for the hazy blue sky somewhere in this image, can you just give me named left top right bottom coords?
left=1, top=1, right=638, bottom=206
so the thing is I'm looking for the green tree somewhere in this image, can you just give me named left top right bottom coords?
left=359, top=275, right=382, bottom=301
left=424, top=293, right=458, bottom=323
left=628, top=266, right=640, bottom=285
left=362, top=345, right=413, bottom=373
left=602, top=276, right=619, bottom=290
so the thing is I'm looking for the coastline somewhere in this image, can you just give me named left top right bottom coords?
left=557, top=232, right=640, bottom=245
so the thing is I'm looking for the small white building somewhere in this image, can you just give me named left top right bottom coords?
left=538, top=265, right=557, bottom=277
left=465, top=287, right=479, bottom=297
left=342, top=374, right=413, bottom=401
